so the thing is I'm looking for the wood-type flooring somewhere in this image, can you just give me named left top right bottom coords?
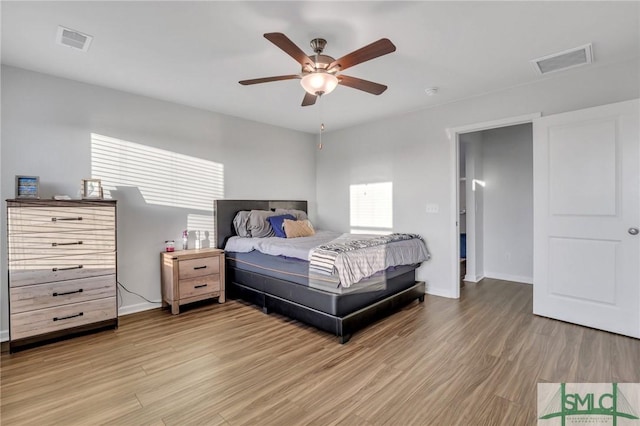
left=2, top=279, right=638, bottom=425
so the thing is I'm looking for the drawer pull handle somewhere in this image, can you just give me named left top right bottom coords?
left=52, top=241, right=83, bottom=247
left=53, top=289, right=84, bottom=297
left=53, top=312, right=83, bottom=321
left=193, top=266, right=207, bottom=270
left=194, top=284, right=208, bottom=289
left=52, top=265, right=83, bottom=272
left=51, top=217, right=83, bottom=222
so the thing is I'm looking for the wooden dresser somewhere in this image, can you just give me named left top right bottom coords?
left=161, top=248, right=225, bottom=314
left=7, top=199, right=118, bottom=352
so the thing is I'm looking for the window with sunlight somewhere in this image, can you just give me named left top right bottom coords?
left=350, top=182, right=393, bottom=234
left=91, top=133, right=224, bottom=245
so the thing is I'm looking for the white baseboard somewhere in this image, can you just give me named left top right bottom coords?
left=118, top=301, right=162, bottom=316
left=463, top=274, right=485, bottom=283
left=0, top=329, right=8, bottom=342
left=484, top=272, right=533, bottom=285
left=425, top=285, right=456, bottom=299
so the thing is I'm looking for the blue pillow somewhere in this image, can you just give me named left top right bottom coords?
left=267, top=214, right=296, bottom=238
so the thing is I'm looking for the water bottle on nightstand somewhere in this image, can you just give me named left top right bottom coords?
left=182, top=230, right=188, bottom=250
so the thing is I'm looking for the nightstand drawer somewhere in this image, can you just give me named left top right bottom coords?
left=10, top=275, right=116, bottom=314
left=10, top=297, right=117, bottom=340
left=179, top=275, right=221, bottom=299
left=179, top=256, right=220, bottom=279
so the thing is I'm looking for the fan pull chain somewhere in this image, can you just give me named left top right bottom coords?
left=318, top=95, right=324, bottom=150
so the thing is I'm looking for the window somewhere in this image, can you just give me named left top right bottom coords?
left=350, top=182, right=393, bottom=234
left=91, top=133, right=224, bottom=244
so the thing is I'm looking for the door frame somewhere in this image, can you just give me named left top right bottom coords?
left=446, top=112, right=540, bottom=298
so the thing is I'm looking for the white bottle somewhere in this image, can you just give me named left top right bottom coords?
left=195, top=230, right=201, bottom=249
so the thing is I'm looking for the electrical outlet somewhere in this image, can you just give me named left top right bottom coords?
left=425, top=203, right=439, bottom=214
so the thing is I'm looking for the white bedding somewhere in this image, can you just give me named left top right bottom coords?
left=224, top=230, right=341, bottom=260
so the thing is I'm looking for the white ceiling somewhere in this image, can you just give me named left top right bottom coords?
left=2, top=1, right=639, bottom=134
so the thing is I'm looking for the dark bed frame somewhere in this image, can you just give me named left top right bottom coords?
left=214, top=199, right=425, bottom=343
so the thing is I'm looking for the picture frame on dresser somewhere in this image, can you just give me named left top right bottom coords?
left=15, top=175, right=39, bottom=199
left=82, top=178, right=103, bottom=199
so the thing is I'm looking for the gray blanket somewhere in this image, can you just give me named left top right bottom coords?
left=309, top=233, right=430, bottom=287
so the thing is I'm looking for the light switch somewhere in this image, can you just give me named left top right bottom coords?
left=426, top=203, right=439, bottom=214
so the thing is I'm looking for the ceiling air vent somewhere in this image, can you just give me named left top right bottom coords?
left=56, top=26, right=93, bottom=52
left=531, top=44, right=593, bottom=75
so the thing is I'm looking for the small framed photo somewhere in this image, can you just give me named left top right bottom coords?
left=15, top=175, right=40, bottom=199
left=82, top=179, right=103, bottom=199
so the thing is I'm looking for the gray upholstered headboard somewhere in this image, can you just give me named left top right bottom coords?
left=214, top=200, right=308, bottom=249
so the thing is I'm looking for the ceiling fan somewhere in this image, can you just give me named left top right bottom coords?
left=239, top=33, right=396, bottom=107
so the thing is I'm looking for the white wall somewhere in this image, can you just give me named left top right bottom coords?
left=481, top=124, right=533, bottom=283
left=0, top=65, right=316, bottom=337
left=315, top=59, right=640, bottom=297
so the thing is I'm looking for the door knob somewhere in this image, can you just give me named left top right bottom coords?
left=629, top=228, right=639, bottom=235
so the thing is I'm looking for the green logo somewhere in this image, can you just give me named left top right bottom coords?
left=538, top=383, right=640, bottom=425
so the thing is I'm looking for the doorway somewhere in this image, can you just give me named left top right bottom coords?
left=459, top=123, right=534, bottom=286
left=448, top=113, right=540, bottom=298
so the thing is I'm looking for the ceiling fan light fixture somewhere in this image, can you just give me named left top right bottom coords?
left=300, top=71, right=339, bottom=96
left=241, top=33, right=396, bottom=106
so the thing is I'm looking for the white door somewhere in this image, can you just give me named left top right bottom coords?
left=533, top=99, right=639, bottom=338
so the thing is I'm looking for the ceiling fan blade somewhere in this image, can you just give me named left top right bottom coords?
left=329, top=38, right=396, bottom=72
left=302, top=92, right=317, bottom=106
left=239, top=75, right=300, bottom=85
left=338, top=75, right=388, bottom=95
left=264, top=33, right=315, bottom=69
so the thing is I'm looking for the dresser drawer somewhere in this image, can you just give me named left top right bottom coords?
left=179, top=275, right=220, bottom=299
left=8, top=229, right=116, bottom=261
left=8, top=206, right=115, bottom=234
left=10, top=275, right=116, bottom=314
left=179, top=256, right=220, bottom=279
left=10, top=297, right=117, bottom=340
left=9, top=252, right=116, bottom=287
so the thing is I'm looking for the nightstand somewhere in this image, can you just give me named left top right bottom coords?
left=161, top=248, right=225, bottom=314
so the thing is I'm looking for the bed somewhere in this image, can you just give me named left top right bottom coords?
left=214, top=199, right=427, bottom=343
